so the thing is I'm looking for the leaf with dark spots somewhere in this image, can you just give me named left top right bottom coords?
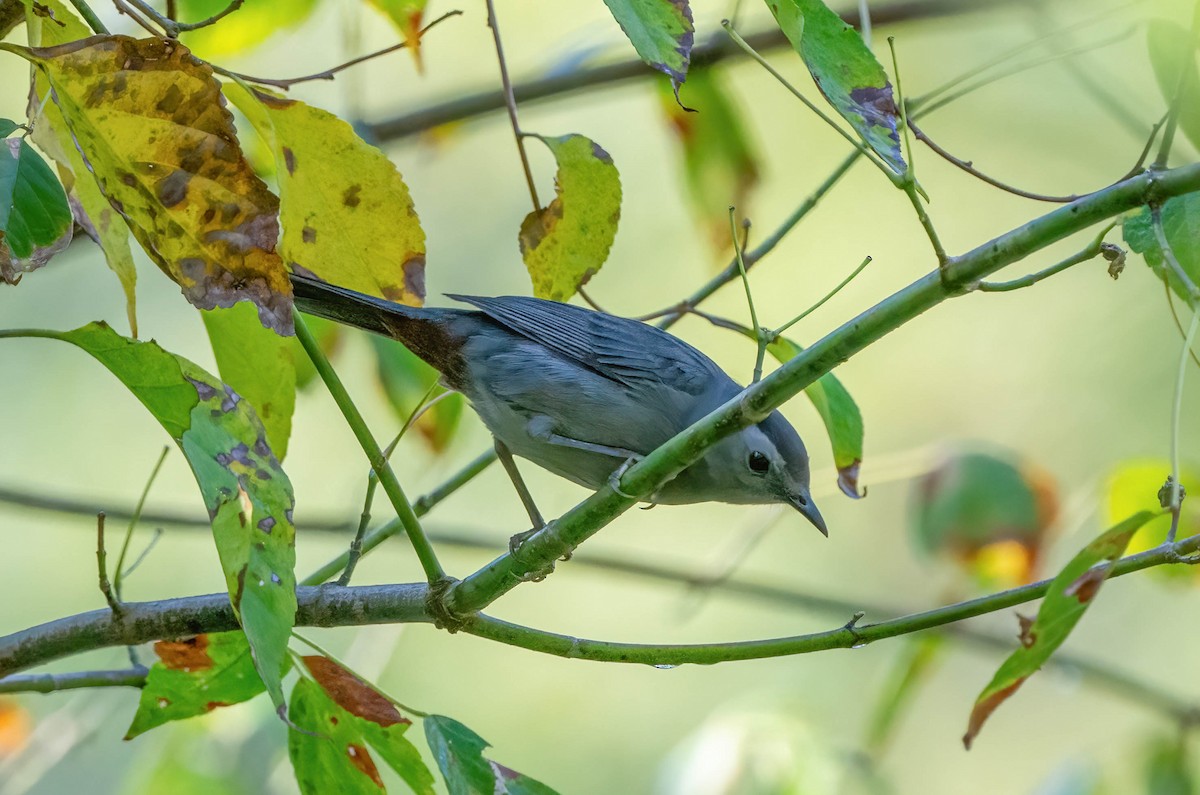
left=519, top=134, right=621, bottom=301
left=302, top=656, right=408, bottom=728
left=289, top=676, right=434, bottom=795
left=425, top=715, right=560, bottom=795
left=202, top=300, right=297, bottom=460
left=962, top=510, right=1157, bottom=749
left=764, top=0, right=905, bottom=173
left=603, top=0, right=693, bottom=102
left=125, top=631, right=268, bottom=739
left=0, top=134, right=73, bottom=284
left=45, top=322, right=296, bottom=715
left=223, top=82, right=427, bottom=306
left=658, top=67, right=759, bottom=254
left=17, top=35, right=293, bottom=333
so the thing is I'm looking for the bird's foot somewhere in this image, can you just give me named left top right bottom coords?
left=508, top=526, right=557, bottom=581
left=607, top=455, right=644, bottom=500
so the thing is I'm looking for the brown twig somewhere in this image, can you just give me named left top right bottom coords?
left=218, top=10, right=462, bottom=90
left=484, top=0, right=540, bottom=212
left=909, top=120, right=1079, bottom=203
left=95, top=513, right=122, bottom=617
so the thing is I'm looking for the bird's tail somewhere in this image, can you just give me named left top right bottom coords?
left=290, top=273, right=466, bottom=379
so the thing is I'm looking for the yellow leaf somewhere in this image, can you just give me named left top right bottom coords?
left=21, top=35, right=292, bottom=333
left=223, top=82, right=426, bottom=305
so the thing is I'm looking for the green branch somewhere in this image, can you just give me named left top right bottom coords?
left=445, top=162, right=1200, bottom=615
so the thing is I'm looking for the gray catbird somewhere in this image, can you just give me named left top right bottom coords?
left=291, top=274, right=827, bottom=537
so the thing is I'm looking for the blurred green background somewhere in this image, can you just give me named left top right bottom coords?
left=2, top=0, right=1200, bottom=792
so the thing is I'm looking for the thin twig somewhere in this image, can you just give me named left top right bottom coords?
left=67, top=0, right=107, bottom=33
left=977, top=223, right=1115, bottom=292
left=1152, top=204, right=1200, bottom=305
left=1168, top=308, right=1200, bottom=536
left=121, top=0, right=243, bottom=35
left=775, top=255, right=873, bottom=335
left=485, top=0, right=540, bottom=212
left=910, top=121, right=1078, bottom=203
left=0, top=666, right=148, bottom=693
left=112, top=446, right=169, bottom=602
left=1165, top=282, right=1200, bottom=369
left=730, top=208, right=767, bottom=383
left=110, top=0, right=161, bottom=35
left=217, top=10, right=462, bottom=90
left=120, top=527, right=163, bottom=580
left=95, top=513, right=121, bottom=616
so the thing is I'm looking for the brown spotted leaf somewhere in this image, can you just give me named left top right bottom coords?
left=44, top=322, right=296, bottom=714
left=962, top=510, right=1158, bottom=749
left=125, top=632, right=268, bottom=739
left=603, top=0, right=693, bottom=101
left=18, top=35, right=292, bottom=332
left=223, top=82, right=426, bottom=305
left=289, top=672, right=433, bottom=795
left=519, top=134, right=621, bottom=301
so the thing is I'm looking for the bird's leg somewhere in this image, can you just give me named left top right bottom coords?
left=540, top=431, right=641, bottom=462
left=493, top=438, right=550, bottom=553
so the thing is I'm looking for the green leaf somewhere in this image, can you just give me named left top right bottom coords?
left=1143, top=736, right=1196, bottom=795
left=0, top=119, right=17, bottom=138
left=763, top=0, right=905, bottom=173
left=203, top=301, right=297, bottom=460
left=223, top=82, right=427, bottom=306
left=177, top=0, right=320, bottom=58
left=1123, top=193, right=1200, bottom=303
left=732, top=331, right=864, bottom=497
left=1106, top=459, right=1200, bottom=582
left=519, top=134, right=621, bottom=301
left=1147, top=20, right=1200, bottom=153
left=424, top=715, right=559, bottom=795
left=962, top=510, right=1158, bottom=749
left=0, top=135, right=73, bottom=284
left=371, top=335, right=463, bottom=453
left=365, top=0, right=428, bottom=70
left=289, top=658, right=434, bottom=795
left=53, top=323, right=297, bottom=714
left=603, top=0, right=693, bottom=98
left=658, top=67, right=759, bottom=254
left=125, top=632, right=266, bottom=739
left=26, top=0, right=140, bottom=336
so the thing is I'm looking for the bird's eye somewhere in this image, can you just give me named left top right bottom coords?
left=748, top=451, right=770, bottom=474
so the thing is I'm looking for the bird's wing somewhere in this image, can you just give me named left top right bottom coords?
left=446, top=294, right=724, bottom=396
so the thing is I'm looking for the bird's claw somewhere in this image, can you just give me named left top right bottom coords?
left=508, top=526, right=557, bottom=581
left=608, top=455, right=643, bottom=500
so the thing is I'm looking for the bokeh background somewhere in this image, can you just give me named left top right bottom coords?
left=2, top=0, right=1200, bottom=792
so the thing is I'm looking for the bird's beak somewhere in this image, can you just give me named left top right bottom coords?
left=790, top=492, right=828, bottom=537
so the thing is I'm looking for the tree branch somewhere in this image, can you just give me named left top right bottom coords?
left=0, top=666, right=148, bottom=693
left=363, top=0, right=1012, bottom=143
left=444, top=162, right=1200, bottom=615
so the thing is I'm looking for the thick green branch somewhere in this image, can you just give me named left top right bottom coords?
left=445, top=162, right=1200, bottom=614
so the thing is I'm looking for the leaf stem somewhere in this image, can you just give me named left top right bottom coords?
left=112, top=446, right=169, bottom=601
left=294, top=315, right=446, bottom=584
left=977, top=223, right=1115, bottom=292
left=729, top=208, right=766, bottom=383
left=775, top=255, right=873, bottom=336
left=1168, top=308, right=1200, bottom=538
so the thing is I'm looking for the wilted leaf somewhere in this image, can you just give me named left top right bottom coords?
left=371, top=335, right=463, bottom=452
left=962, top=510, right=1157, bottom=749
left=658, top=67, right=759, bottom=254
left=1148, top=20, right=1200, bottom=153
left=290, top=661, right=434, bottom=795
left=45, top=323, right=296, bottom=713
left=424, top=715, right=559, bottom=795
left=763, top=0, right=905, bottom=173
left=0, top=130, right=73, bottom=284
left=1124, top=193, right=1200, bottom=304
left=1106, top=459, right=1200, bottom=582
left=366, top=0, right=428, bottom=71
left=913, top=449, right=1058, bottom=587
left=519, top=134, right=621, bottom=301
left=203, top=301, right=297, bottom=459
left=727, top=329, right=865, bottom=497
left=178, top=0, right=320, bottom=59
left=25, top=0, right=139, bottom=335
left=603, top=0, right=693, bottom=99
left=125, top=632, right=266, bottom=739
left=16, top=35, right=292, bottom=332
left=223, top=83, right=426, bottom=306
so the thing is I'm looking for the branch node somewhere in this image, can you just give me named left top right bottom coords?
left=426, top=576, right=468, bottom=633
